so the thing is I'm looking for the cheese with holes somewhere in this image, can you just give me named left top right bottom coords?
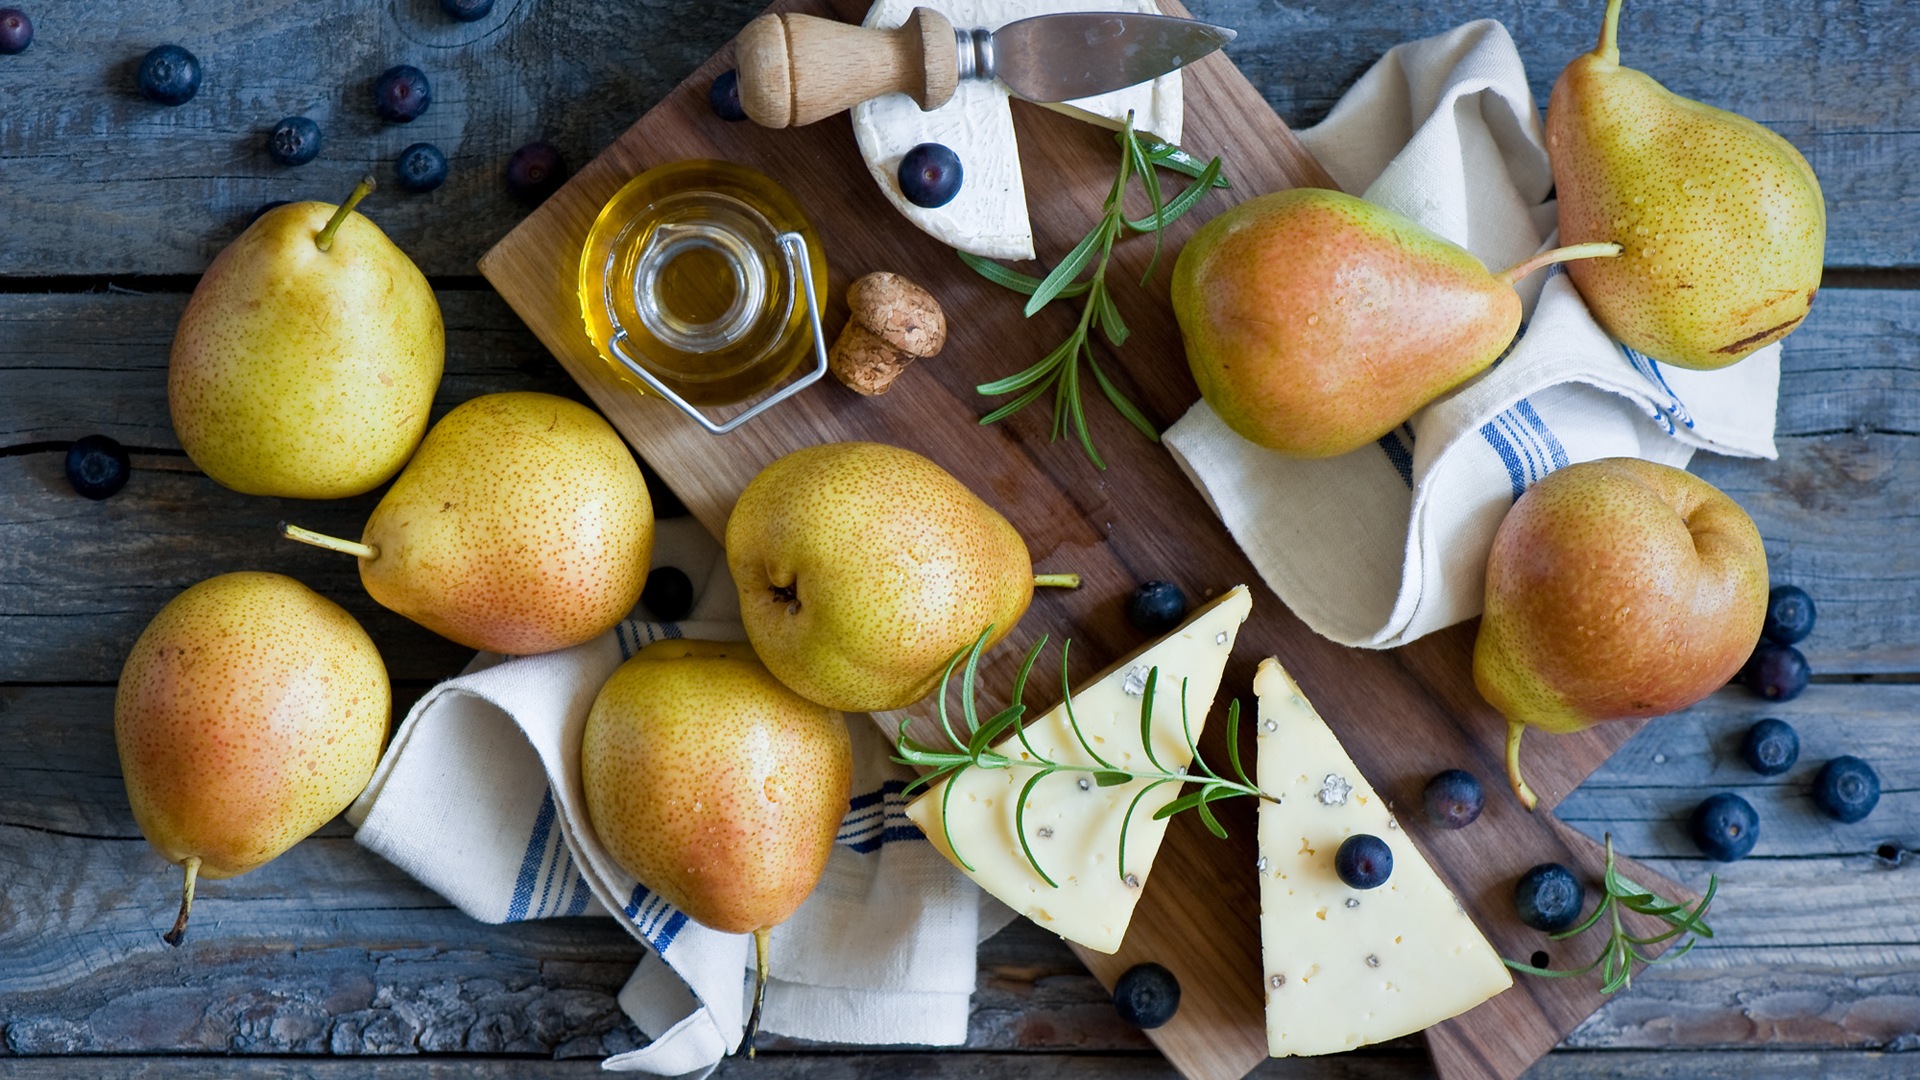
left=904, top=585, right=1250, bottom=952
left=1253, top=657, right=1511, bottom=1055
left=851, top=0, right=1184, bottom=260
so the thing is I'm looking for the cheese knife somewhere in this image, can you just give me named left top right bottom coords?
left=734, top=7, right=1235, bottom=128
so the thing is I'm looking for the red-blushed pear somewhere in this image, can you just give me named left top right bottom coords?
left=1473, top=458, right=1768, bottom=809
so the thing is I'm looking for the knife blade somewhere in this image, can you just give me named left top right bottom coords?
left=980, top=11, right=1235, bottom=103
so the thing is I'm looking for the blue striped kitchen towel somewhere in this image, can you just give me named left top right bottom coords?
left=1165, top=19, right=1781, bottom=649
left=347, top=517, right=999, bottom=1075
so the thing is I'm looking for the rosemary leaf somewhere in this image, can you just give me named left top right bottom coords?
left=1014, top=769, right=1059, bottom=887
left=1087, top=354, right=1160, bottom=442
left=1507, top=834, right=1719, bottom=990
left=1025, top=222, right=1106, bottom=317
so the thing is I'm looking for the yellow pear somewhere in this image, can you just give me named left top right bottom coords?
left=725, top=441, right=1069, bottom=712
left=1547, top=0, right=1826, bottom=369
left=115, top=571, right=390, bottom=945
left=169, top=177, right=444, bottom=498
left=581, top=639, right=851, bottom=1045
left=283, top=392, right=653, bottom=656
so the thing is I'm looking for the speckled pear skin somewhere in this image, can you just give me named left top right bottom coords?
left=580, top=640, right=852, bottom=935
left=1172, top=187, right=1522, bottom=458
left=1547, top=0, right=1825, bottom=370
left=168, top=200, right=444, bottom=498
left=725, top=441, right=1034, bottom=712
left=1474, top=458, right=1768, bottom=734
left=115, top=572, right=391, bottom=880
left=358, top=392, right=653, bottom=656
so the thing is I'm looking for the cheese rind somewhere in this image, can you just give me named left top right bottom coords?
left=904, top=585, right=1251, bottom=953
left=1254, top=657, right=1511, bottom=1056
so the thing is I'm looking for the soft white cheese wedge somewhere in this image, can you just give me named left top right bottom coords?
left=1253, top=657, right=1512, bottom=1056
left=904, top=585, right=1250, bottom=953
left=851, top=0, right=1184, bottom=260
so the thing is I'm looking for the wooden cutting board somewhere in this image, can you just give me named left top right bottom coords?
left=480, top=2, right=1693, bottom=1076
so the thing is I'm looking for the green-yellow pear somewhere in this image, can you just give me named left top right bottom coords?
left=169, top=177, right=444, bottom=498
left=115, top=571, right=390, bottom=946
left=1473, top=459, right=1768, bottom=809
left=1173, top=188, right=1619, bottom=458
left=282, top=392, right=653, bottom=656
left=581, top=639, right=851, bottom=1046
left=1547, top=0, right=1826, bottom=369
left=725, top=441, right=1071, bottom=712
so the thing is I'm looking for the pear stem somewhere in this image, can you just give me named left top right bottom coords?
left=162, top=856, right=200, bottom=947
left=280, top=521, right=378, bottom=561
left=1597, top=0, right=1625, bottom=63
left=1495, top=242, right=1623, bottom=290
left=315, top=175, right=377, bottom=253
left=1506, top=719, right=1540, bottom=812
left=1033, top=573, right=1081, bottom=589
left=745, top=926, right=770, bottom=1058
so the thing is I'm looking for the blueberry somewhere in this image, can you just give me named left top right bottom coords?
left=1513, top=863, right=1584, bottom=932
left=1124, top=580, right=1187, bottom=635
left=1812, top=756, right=1880, bottom=823
left=1762, top=584, right=1816, bottom=645
left=505, top=141, right=567, bottom=204
left=394, top=142, right=447, bottom=192
left=708, top=69, right=747, bottom=122
left=137, top=44, right=200, bottom=106
left=642, top=566, right=695, bottom=623
left=266, top=116, right=321, bottom=167
left=1112, top=962, right=1180, bottom=1029
left=439, top=0, right=494, bottom=20
left=1334, top=834, right=1392, bottom=890
left=897, top=143, right=962, bottom=208
left=1740, top=718, right=1799, bottom=776
left=65, top=435, right=130, bottom=500
left=374, top=64, right=431, bottom=122
left=1422, top=769, right=1486, bottom=830
left=1689, top=792, right=1759, bottom=861
left=1744, top=643, right=1810, bottom=702
left=0, top=8, right=32, bottom=54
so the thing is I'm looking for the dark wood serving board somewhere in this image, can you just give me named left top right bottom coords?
left=479, top=2, right=1691, bottom=1076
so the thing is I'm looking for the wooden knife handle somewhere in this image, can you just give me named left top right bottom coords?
left=735, top=7, right=960, bottom=128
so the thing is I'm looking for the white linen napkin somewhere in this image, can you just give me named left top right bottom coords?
left=347, top=516, right=996, bottom=1075
left=1164, top=19, right=1780, bottom=649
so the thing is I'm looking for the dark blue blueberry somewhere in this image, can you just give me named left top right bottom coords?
left=1513, top=863, right=1585, bottom=932
left=642, top=566, right=695, bottom=623
left=394, top=142, right=447, bottom=192
left=1125, top=580, right=1187, bottom=635
left=1422, top=769, right=1485, bottom=830
left=1762, top=584, right=1816, bottom=645
left=1111, top=962, right=1180, bottom=1029
left=439, top=0, right=494, bottom=21
left=1740, top=718, right=1799, bottom=776
left=65, top=435, right=130, bottom=500
left=266, top=116, right=321, bottom=167
left=1744, top=643, right=1810, bottom=702
left=897, top=142, right=962, bottom=208
left=0, top=8, right=32, bottom=54
left=137, top=44, right=200, bottom=106
left=709, top=69, right=747, bottom=122
left=1812, top=756, right=1880, bottom=823
left=1334, top=834, right=1392, bottom=890
left=1689, top=792, right=1759, bottom=861
left=505, top=141, right=567, bottom=204
left=374, top=64, right=431, bottom=122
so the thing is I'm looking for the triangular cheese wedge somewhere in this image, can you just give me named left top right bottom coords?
left=905, top=585, right=1251, bottom=952
left=1253, top=657, right=1511, bottom=1056
left=851, top=0, right=1184, bottom=260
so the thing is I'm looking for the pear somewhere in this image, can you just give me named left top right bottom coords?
left=1173, top=187, right=1619, bottom=458
left=116, top=572, right=390, bottom=945
left=725, top=441, right=1072, bottom=712
left=581, top=639, right=852, bottom=1048
left=1547, top=0, right=1826, bottom=369
left=169, top=177, right=444, bottom=498
left=282, top=392, right=653, bottom=655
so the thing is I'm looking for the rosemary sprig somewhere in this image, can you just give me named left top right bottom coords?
left=1503, top=834, right=1718, bottom=993
left=960, top=114, right=1228, bottom=469
left=894, top=625, right=1272, bottom=886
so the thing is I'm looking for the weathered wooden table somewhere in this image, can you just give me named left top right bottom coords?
left=3, top=1, right=1915, bottom=1077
